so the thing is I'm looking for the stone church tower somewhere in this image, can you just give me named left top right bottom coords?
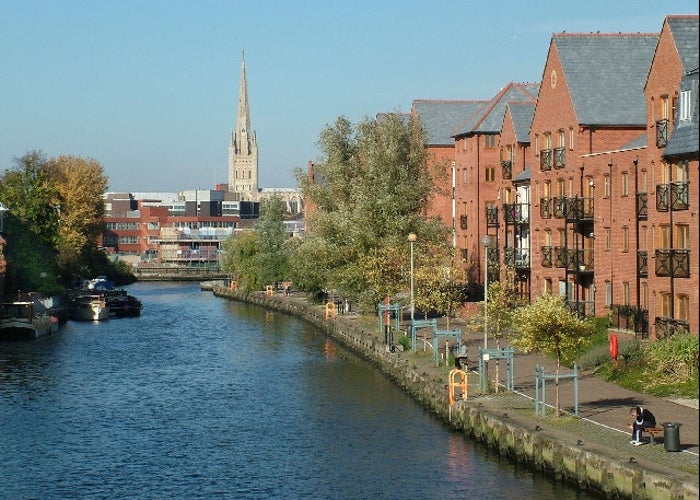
left=228, top=53, right=258, bottom=200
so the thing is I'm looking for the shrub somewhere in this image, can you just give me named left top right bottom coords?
left=644, top=333, right=699, bottom=382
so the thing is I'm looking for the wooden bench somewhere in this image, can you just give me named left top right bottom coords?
left=643, top=427, right=663, bottom=445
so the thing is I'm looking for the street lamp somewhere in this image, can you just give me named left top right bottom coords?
left=481, top=235, right=493, bottom=350
left=408, top=233, right=417, bottom=322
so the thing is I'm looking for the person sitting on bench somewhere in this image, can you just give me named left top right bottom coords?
left=628, top=406, right=656, bottom=445
left=454, top=345, right=468, bottom=369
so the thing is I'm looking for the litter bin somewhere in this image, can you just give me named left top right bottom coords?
left=663, top=422, right=682, bottom=452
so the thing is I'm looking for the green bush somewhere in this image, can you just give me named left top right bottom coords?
left=619, top=339, right=643, bottom=362
left=577, top=343, right=610, bottom=371
left=644, top=333, right=699, bottom=381
left=398, top=335, right=411, bottom=352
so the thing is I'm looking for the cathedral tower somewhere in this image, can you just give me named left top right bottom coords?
left=228, top=53, right=258, bottom=199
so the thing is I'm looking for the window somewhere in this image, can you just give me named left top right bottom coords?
left=677, top=295, right=689, bottom=321
left=622, top=227, right=629, bottom=252
left=535, top=135, right=539, bottom=155
left=621, top=172, right=629, bottom=197
left=676, top=224, right=689, bottom=249
left=605, top=228, right=611, bottom=251
left=605, top=281, right=612, bottom=307
left=640, top=226, right=648, bottom=247
left=658, top=225, right=671, bottom=249
left=543, top=181, right=551, bottom=198
left=660, top=95, right=669, bottom=120
left=485, top=166, right=496, bottom=182
left=604, top=174, right=611, bottom=198
left=569, top=127, right=574, bottom=150
left=659, top=292, right=671, bottom=318
left=640, top=170, right=647, bottom=192
left=672, top=95, right=678, bottom=123
left=557, top=179, right=565, bottom=197
left=544, top=229, right=552, bottom=246
left=544, top=278, right=552, bottom=294
left=485, top=135, right=497, bottom=148
left=544, top=132, right=552, bottom=149
left=557, top=228, right=566, bottom=246
left=676, top=160, right=689, bottom=182
left=641, top=283, right=648, bottom=309
left=463, top=169, right=468, bottom=184
left=679, top=90, right=691, bottom=121
left=623, top=282, right=630, bottom=306
left=558, top=129, right=565, bottom=148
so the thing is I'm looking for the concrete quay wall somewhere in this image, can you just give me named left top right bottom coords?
left=213, top=287, right=697, bottom=500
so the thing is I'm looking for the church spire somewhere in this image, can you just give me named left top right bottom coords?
left=228, top=51, right=258, bottom=199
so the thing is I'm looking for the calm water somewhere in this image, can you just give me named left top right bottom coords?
left=0, top=282, right=595, bottom=499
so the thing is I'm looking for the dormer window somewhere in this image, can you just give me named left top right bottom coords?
left=679, top=90, right=691, bottom=122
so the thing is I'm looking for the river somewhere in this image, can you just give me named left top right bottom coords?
left=0, top=282, right=597, bottom=499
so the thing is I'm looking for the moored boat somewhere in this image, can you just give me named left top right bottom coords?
left=0, top=301, right=59, bottom=340
left=69, top=294, right=109, bottom=321
left=105, top=290, right=142, bottom=318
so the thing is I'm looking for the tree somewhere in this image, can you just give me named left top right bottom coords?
left=511, top=293, right=593, bottom=415
left=255, top=196, right=290, bottom=288
left=221, top=231, right=262, bottom=293
left=293, top=113, right=450, bottom=309
left=46, top=155, right=108, bottom=280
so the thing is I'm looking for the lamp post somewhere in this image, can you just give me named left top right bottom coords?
left=408, top=233, right=417, bottom=322
left=481, top=235, right=493, bottom=350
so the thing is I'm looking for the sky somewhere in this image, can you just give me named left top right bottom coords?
left=1, top=1, right=697, bottom=193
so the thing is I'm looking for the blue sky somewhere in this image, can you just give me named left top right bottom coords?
left=1, top=1, right=697, bottom=193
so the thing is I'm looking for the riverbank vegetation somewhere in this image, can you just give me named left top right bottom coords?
left=0, top=150, right=133, bottom=298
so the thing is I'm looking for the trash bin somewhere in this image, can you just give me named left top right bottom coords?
left=663, top=422, right=682, bottom=452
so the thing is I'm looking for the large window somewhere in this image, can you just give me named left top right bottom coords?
left=679, top=90, right=692, bottom=121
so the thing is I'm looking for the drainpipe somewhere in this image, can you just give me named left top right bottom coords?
left=633, top=157, right=640, bottom=317
left=608, top=161, right=614, bottom=309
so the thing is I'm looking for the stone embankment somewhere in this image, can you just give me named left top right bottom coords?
left=213, top=286, right=699, bottom=500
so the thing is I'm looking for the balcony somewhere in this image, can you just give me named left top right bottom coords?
left=655, top=249, right=690, bottom=278
left=540, top=197, right=553, bottom=219
left=567, top=248, right=594, bottom=272
left=565, top=197, right=594, bottom=222
left=637, top=250, right=648, bottom=277
left=611, top=305, right=649, bottom=338
left=459, top=215, right=468, bottom=230
left=656, top=182, right=689, bottom=211
left=655, top=317, right=689, bottom=339
left=567, top=300, right=594, bottom=317
left=656, top=118, right=668, bottom=147
left=486, top=207, right=499, bottom=227
left=503, top=203, right=529, bottom=224
left=636, top=192, right=647, bottom=219
left=553, top=197, right=567, bottom=218
left=554, top=246, right=568, bottom=268
left=541, top=246, right=552, bottom=268
left=501, top=160, right=512, bottom=180
left=553, top=147, right=566, bottom=169
left=540, top=149, right=552, bottom=171
left=504, top=247, right=530, bottom=269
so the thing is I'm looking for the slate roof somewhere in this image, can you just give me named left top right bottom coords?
left=666, top=16, right=699, bottom=74
left=664, top=69, right=700, bottom=158
left=452, top=82, right=539, bottom=137
left=412, top=100, right=487, bottom=146
left=505, top=102, right=536, bottom=143
left=619, top=133, right=647, bottom=150
left=553, top=33, right=658, bottom=126
left=513, top=167, right=531, bottom=183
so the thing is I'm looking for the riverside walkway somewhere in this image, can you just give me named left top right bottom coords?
left=213, top=287, right=699, bottom=498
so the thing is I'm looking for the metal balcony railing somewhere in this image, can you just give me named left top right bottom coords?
left=501, top=160, right=512, bottom=180
left=636, top=192, right=647, bottom=219
left=565, top=197, right=594, bottom=222
left=655, top=317, right=689, bottom=339
left=486, top=207, right=499, bottom=227
left=503, top=247, right=530, bottom=269
left=611, top=305, right=649, bottom=338
left=540, top=198, right=553, bottom=219
left=540, top=149, right=552, bottom=171
left=656, top=119, right=668, bottom=147
left=656, top=182, right=689, bottom=211
left=553, top=147, right=565, bottom=169
left=541, top=246, right=552, bottom=268
left=553, top=197, right=567, bottom=218
left=503, top=203, right=529, bottom=224
left=637, top=250, right=648, bottom=277
left=655, top=249, right=690, bottom=278
left=554, top=246, right=568, bottom=268
left=567, top=248, right=594, bottom=272
left=459, top=215, right=468, bottom=230
left=566, top=300, right=595, bottom=317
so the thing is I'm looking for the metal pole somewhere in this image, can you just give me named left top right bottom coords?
left=484, top=245, right=488, bottom=350
left=408, top=233, right=417, bottom=322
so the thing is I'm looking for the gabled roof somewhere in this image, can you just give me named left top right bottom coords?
left=553, top=33, right=658, bottom=126
left=664, top=69, right=699, bottom=158
left=452, top=82, right=539, bottom=137
left=666, top=16, right=699, bottom=74
left=412, top=100, right=487, bottom=146
left=505, top=102, right=536, bottom=143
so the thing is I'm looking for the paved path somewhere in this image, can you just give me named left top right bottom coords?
left=455, top=329, right=698, bottom=456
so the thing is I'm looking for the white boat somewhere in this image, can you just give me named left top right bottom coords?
left=0, top=301, right=59, bottom=340
left=70, top=294, right=109, bottom=321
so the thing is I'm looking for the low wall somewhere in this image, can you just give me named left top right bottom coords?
left=213, top=287, right=697, bottom=500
